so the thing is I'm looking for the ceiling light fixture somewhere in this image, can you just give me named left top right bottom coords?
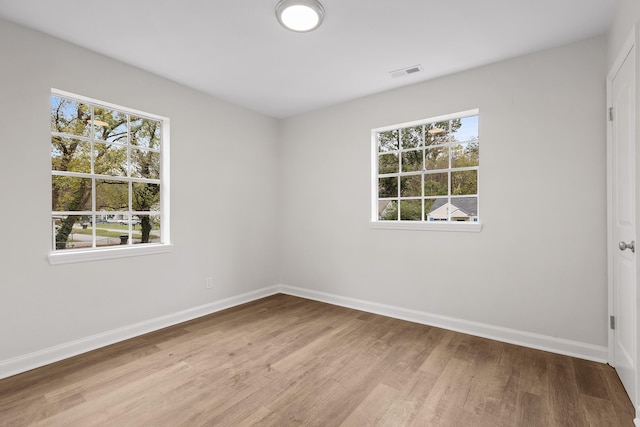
left=88, top=119, right=109, bottom=127
left=276, top=0, right=325, bottom=32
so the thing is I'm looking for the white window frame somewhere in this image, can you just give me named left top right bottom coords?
left=48, top=89, right=172, bottom=264
left=370, top=109, right=481, bottom=232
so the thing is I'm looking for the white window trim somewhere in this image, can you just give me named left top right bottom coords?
left=48, top=89, right=172, bottom=264
left=370, top=109, right=482, bottom=232
left=48, top=243, right=173, bottom=265
left=370, top=220, right=481, bottom=232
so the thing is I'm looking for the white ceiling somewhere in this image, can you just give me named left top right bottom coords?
left=0, top=0, right=615, bottom=118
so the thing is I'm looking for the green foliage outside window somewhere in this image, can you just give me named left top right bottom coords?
left=51, top=93, right=163, bottom=250
left=375, top=113, right=479, bottom=223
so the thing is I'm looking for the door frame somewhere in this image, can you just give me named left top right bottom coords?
left=607, top=23, right=639, bottom=421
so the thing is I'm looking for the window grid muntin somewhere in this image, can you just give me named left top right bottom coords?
left=374, top=110, right=479, bottom=223
left=51, top=91, right=164, bottom=251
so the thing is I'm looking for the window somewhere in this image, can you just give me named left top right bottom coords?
left=371, top=109, right=480, bottom=231
left=49, top=89, right=170, bottom=264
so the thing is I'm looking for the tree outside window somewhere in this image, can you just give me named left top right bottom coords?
left=51, top=91, right=166, bottom=251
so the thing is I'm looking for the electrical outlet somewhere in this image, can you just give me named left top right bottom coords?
left=205, top=278, right=213, bottom=289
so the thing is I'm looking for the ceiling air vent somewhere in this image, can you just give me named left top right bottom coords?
left=389, top=64, right=423, bottom=79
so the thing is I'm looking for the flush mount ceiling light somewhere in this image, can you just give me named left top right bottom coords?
left=276, top=0, right=325, bottom=32
left=88, top=119, right=109, bottom=127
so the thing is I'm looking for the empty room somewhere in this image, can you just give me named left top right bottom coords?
left=1, top=0, right=640, bottom=425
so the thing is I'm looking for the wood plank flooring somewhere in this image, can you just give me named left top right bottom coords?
left=0, top=294, right=634, bottom=426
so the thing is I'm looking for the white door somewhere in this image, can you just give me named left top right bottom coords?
left=610, top=40, right=637, bottom=408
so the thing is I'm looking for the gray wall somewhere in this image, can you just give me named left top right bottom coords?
left=278, top=37, right=608, bottom=347
left=608, top=0, right=640, bottom=67
left=0, top=18, right=280, bottom=361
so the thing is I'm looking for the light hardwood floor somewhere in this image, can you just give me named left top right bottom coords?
left=0, top=294, right=635, bottom=426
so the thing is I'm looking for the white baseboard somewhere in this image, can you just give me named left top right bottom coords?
left=0, top=283, right=608, bottom=380
left=0, top=286, right=280, bottom=380
left=277, top=284, right=609, bottom=363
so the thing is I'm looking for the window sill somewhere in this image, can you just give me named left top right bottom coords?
left=48, top=243, right=173, bottom=265
left=370, top=221, right=482, bottom=232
